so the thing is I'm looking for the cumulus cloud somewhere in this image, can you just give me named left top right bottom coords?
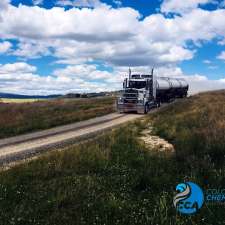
left=0, top=0, right=9, bottom=10
left=0, top=5, right=140, bottom=42
left=0, top=0, right=10, bottom=21
left=161, top=0, right=216, bottom=14
left=203, top=59, right=212, bottom=64
left=0, top=62, right=223, bottom=95
left=113, top=0, right=122, bottom=7
left=56, top=0, right=103, bottom=8
left=0, top=62, right=121, bottom=95
left=0, top=62, right=36, bottom=74
left=0, top=4, right=197, bottom=66
left=217, top=51, right=225, bottom=61
left=0, top=4, right=224, bottom=67
left=12, top=41, right=51, bottom=58
left=188, top=75, right=225, bottom=94
left=0, top=2, right=224, bottom=94
left=0, top=41, right=11, bottom=54
left=32, top=0, right=44, bottom=5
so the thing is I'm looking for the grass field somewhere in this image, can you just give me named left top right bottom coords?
left=0, top=90, right=224, bottom=224
left=0, top=98, right=42, bottom=103
left=0, top=97, right=115, bottom=139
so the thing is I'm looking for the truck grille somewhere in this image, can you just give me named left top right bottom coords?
left=124, top=98, right=137, bottom=103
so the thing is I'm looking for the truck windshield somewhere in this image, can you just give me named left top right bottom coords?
left=129, top=81, right=146, bottom=89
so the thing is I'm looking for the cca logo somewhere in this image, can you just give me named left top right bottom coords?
left=173, top=182, right=204, bottom=215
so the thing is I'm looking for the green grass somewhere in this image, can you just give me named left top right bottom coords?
left=0, top=90, right=224, bottom=224
left=150, top=90, right=225, bottom=164
left=0, top=97, right=115, bottom=139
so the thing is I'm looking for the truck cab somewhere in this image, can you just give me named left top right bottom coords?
left=117, top=72, right=157, bottom=114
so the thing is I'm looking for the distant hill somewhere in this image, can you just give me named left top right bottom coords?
left=0, top=90, right=122, bottom=99
left=0, top=92, right=62, bottom=99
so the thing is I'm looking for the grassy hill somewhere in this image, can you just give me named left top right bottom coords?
left=0, top=97, right=115, bottom=139
left=0, top=90, right=224, bottom=224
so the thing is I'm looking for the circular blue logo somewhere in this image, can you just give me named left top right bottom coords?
left=173, top=182, right=204, bottom=214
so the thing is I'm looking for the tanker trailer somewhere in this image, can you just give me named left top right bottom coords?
left=156, top=77, right=189, bottom=103
left=156, top=77, right=172, bottom=103
left=117, top=69, right=189, bottom=114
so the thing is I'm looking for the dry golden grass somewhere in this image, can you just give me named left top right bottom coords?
left=0, top=98, right=41, bottom=103
left=150, top=90, right=225, bottom=162
left=0, top=91, right=224, bottom=225
left=0, top=97, right=115, bottom=138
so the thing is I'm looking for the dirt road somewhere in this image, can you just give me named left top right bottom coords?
left=0, top=113, right=143, bottom=165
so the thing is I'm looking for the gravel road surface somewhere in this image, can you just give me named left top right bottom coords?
left=0, top=113, right=143, bottom=165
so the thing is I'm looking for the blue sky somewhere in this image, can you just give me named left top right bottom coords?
left=0, top=0, right=225, bottom=95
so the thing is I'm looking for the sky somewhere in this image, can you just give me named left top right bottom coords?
left=0, top=0, right=225, bottom=95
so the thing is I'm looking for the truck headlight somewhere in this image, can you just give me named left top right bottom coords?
left=138, top=98, right=144, bottom=104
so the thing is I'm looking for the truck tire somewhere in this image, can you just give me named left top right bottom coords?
left=157, top=100, right=161, bottom=107
left=144, top=104, right=148, bottom=114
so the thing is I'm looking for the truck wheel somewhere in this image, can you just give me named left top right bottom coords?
left=144, top=105, right=148, bottom=114
left=157, top=101, right=161, bottom=107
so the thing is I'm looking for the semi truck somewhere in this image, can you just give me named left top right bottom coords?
left=117, top=69, right=189, bottom=114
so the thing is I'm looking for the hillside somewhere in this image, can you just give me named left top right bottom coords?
left=150, top=90, right=225, bottom=162
left=0, top=97, right=115, bottom=139
left=0, top=90, right=224, bottom=224
left=0, top=92, right=61, bottom=99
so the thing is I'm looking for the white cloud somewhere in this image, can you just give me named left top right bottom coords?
left=208, top=65, right=218, bottom=69
left=0, top=0, right=9, bottom=10
left=188, top=75, right=225, bottom=94
left=217, top=51, right=225, bottom=61
left=12, top=41, right=51, bottom=58
left=203, top=59, right=211, bottom=64
left=143, top=9, right=225, bottom=45
left=32, top=0, right=44, bottom=5
left=0, top=62, right=223, bottom=95
left=0, top=62, right=36, bottom=74
left=0, top=0, right=10, bottom=21
left=0, top=5, right=140, bottom=42
left=0, top=3, right=224, bottom=94
left=0, top=4, right=224, bottom=67
left=56, top=0, right=103, bottom=8
left=218, top=38, right=225, bottom=45
left=113, top=0, right=122, bottom=7
left=161, top=0, right=216, bottom=14
left=0, top=41, right=11, bottom=54
left=0, top=62, right=120, bottom=95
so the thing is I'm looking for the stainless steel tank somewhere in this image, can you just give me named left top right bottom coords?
left=157, top=77, right=188, bottom=90
left=156, top=78, right=171, bottom=90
